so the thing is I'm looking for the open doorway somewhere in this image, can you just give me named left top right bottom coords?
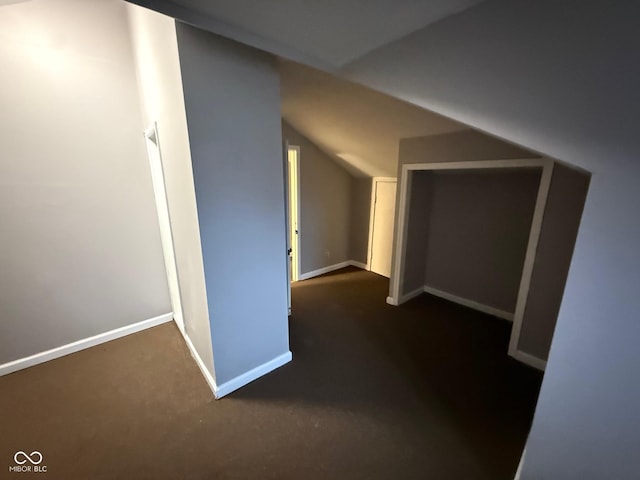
left=367, top=177, right=397, bottom=277
left=388, top=158, right=590, bottom=370
left=285, top=145, right=301, bottom=313
left=144, top=123, right=186, bottom=335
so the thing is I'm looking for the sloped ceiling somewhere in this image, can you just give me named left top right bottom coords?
left=147, top=0, right=486, bottom=68
left=127, top=0, right=478, bottom=177
left=280, top=60, right=465, bottom=177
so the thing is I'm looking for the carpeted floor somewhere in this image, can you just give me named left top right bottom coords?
left=0, top=267, right=542, bottom=479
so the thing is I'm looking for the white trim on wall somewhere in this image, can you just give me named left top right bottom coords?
left=182, top=328, right=292, bottom=399
left=398, top=287, right=425, bottom=304
left=0, top=313, right=174, bottom=376
left=388, top=158, right=553, bottom=371
left=182, top=333, right=218, bottom=396
left=391, top=167, right=413, bottom=300
left=214, top=351, right=292, bottom=398
left=508, top=162, right=554, bottom=370
left=366, top=178, right=376, bottom=270
left=423, top=285, right=514, bottom=321
left=387, top=285, right=515, bottom=322
left=183, top=331, right=292, bottom=399
left=299, top=260, right=352, bottom=280
left=350, top=260, right=367, bottom=270
left=144, top=122, right=186, bottom=336
left=385, top=296, right=398, bottom=306
left=298, top=260, right=367, bottom=281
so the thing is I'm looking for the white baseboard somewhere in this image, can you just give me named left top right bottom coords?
left=386, top=287, right=425, bottom=307
left=298, top=259, right=369, bottom=281
left=349, top=260, right=367, bottom=270
left=182, top=332, right=292, bottom=399
left=298, top=260, right=352, bottom=280
left=0, top=312, right=173, bottom=377
left=423, top=285, right=514, bottom=321
left=182, top=333, right=218, bottom=396
left=214, top=351, right=292, bottom=398
left=400, top=287, right=425, bottom=304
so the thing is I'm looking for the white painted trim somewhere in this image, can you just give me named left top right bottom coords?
left=508, top=161, right=554, bottom=370
left=389, top=166, right=412, bottom=303
left=0, top=313, right=173, bottom=376
left=214, top=351, right=292, bottom=398
left=283, top=139, right=292, bottom=314
left=423, top=285, right=514, bottom=321
left=182, top=334, right=293, bottom=399
left=183, top=333, right=218, bottom=397
left=404, top=159, right=550, bottom=172
left=389, top=158, right=554, bottom=371
left=298, top=260, right=352, bottom=280
left=387, top=286, right=423, bottom=305
left=349, top=260, right=367, bottom=270
left=294, top=148, right=301, bottom=282
left=144, top=122, right=186, bottom=336
left=367, top=177, right=398, bottom=275
left=296, top=260, right=367, bottom=281
left=366, top=177, right=376, bottom=271
left=399, top=287, right=425, bottom=304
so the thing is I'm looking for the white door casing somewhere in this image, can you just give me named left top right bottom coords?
left=284, top=145, right=301, bottom=315
left=287, top=146, right=301, bottom=283
left=387, top=159, right=554, bottom=371
left=369, top=178, right=397, bottom=278
left=144, top=123, right=186, bottom=335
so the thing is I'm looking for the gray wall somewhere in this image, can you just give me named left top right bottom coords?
left=282, top=122, right=352, bottom=273
left=399, top=131, right=538, bottom=166
left=344, top=1, right=640, bottom=477
left=519, top=164, right=590, bottom=360
left=424, top=170, right=541, bottom=313
left=176, top=24, right=289, bottom=384
left=0, top=0, right=171, bottom=365
left=349, top=178, right=372, bottom=265
left=127, top=5, right=215, bottom=374
left=402, top=172, right=431, bottom=293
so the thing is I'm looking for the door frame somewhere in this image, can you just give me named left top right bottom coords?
left=286, top=145, right=302, bottom=283
left=388, top=159, right=554, bottom=371
left=143, top=122, right=186, bottom=335
left=367, top=177, right=397, bottom=273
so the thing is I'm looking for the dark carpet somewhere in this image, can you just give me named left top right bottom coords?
left=0, top=267, right=542, bottom=479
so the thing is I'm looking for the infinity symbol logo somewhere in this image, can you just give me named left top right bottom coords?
left=14, top=451, right=43, bottom=465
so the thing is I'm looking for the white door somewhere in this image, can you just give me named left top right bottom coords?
left=144, top=124, right=185, bottom=335
left=370, top=180, right=397, bottom=278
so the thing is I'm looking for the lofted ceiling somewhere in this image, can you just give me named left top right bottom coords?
left=133, top=0, right=486, bottom=68
left=279, top=60, right=465, bottom=177
left=127, top=0, right=482, bottom=177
